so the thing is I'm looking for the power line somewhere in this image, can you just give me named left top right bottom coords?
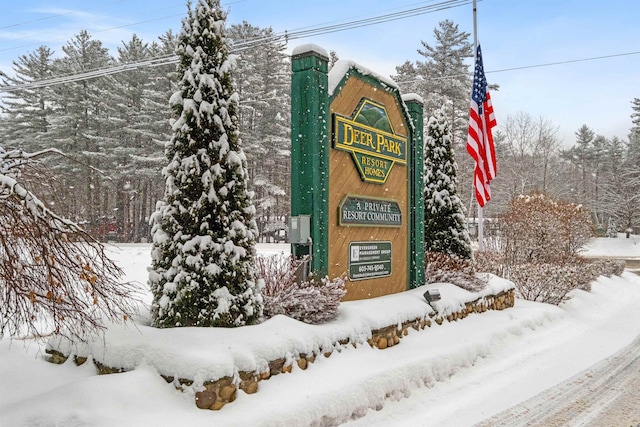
left=0, top=0, right=245, bottom=55
left=283, top=0, right=471, bottom=39
left=487, top=50, right=640, bottom=74
left=0, top=0, right=471, bottom=92
left=6, top=41, right=640, bottom=94
left=394, top=49, right=640, bottom=85
left=2, top=0, right=637, bottom=93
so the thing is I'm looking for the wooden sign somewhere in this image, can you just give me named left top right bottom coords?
left=290, top=44, right=425, bottom=301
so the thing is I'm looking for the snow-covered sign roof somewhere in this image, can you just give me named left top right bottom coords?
left=401, top=92, right=424, bottom=105
left=291, top=43, right=329, bottom=59
left=328, top=59, right=399, bottom=97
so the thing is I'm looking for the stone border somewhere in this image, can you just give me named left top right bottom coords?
left=46, top=289, right=515, bottom=410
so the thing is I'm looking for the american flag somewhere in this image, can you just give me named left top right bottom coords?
left=467, top=44, right=497, bottom=207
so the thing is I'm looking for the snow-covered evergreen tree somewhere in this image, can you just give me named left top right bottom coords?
left=111, top=34, right=171, bottom=242
left=149, top=0, right=262, bottom=328
left=0, top=46, right=56, bottom=153
left=393, top=20, right=476, bottom=219
left=51, top=30, right=116, bottom=225
left=423, top=104, right=472, bottom=259
left=393, top=20, right=473, bottom=146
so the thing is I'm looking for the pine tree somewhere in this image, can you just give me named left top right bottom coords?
left=423, top=104, right=472, bottom=259
left=615, top=99, right=640, bottom=233
left=393, top=20, right=473, bottom=146
left=393, top=20, right=476, bottom=218
left=145, top=30, right=179, bottom=156
left=0, top=46, right=61, bottom=208
left=0, top=46, right=56, bottom=153
left=149, top=0, right=262, bottom=328
left=228, top=22, right=291, bottom=240
left=570, top=124, right=595, bottom=201
left=50, top=30, right=116, bottom=225
left=628, top=98, right=640, bottom=169
left=393, top=60, right=420, bottom=93
left=111, top=34, right=160, bottom=242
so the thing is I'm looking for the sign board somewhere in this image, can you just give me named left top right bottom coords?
left=333, top=99, right=407, bottom=184
left=339, top=195, right=402, bottom=227
left=348, top=241, right=392, bottom=280
left=290, top=46, right=424, bottom=301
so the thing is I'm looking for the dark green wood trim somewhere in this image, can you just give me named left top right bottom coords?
left=329, top=69, right=408, bottom=133
left=290, top=48, right=330, bottom=275
left=405, top=97, right=425, bottom=289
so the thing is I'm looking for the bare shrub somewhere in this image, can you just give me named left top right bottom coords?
left=589, top=259, right=626, bottom=277
left=479, top=193, right=599, bottom=305
left=481, top=255, right=624, bottom=306
left=0, top=148, right=141, bottom=342
left=609, top=259, right=626, bottom=276
left=473, top=251, right=506, bottom=278
left=425, top=251, right=487, bottom=292
left=507, top=260, right=599, bottom=305
left=501, top=193, right=593, bottom=266
left=254, top=254, right=346, bottom=324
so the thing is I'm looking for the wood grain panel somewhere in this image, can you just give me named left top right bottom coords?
left=331, top=78, right=366, bottom=114
left=328, top=76, right=410, bottom=300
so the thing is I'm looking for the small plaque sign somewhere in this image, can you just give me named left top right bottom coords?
left=339, top=195, right=402, bottom=227
left=348, top=241, right=392, bottom=281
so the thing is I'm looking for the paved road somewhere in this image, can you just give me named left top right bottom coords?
left=475, top=333, right=640, bottom=427
left=625, top=259, right=640, bottom=275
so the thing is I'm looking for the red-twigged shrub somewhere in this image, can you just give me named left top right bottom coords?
left=476, top=253, right=625, bottom=305
left=501, top=193, right=593, bottom=266
left=473, top=251, right=507, bottom=278
left=425, top=251, right=487, bottom=292
left=589, top=259, right=626, bottom=277
left=254, top=255, right=346, bottom=324
left=474, top=193, right=603, bottom=305
left=507, top=259, right=600, bottom=304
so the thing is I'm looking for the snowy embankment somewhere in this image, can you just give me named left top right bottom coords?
left=0, top=239, right=639, bottom=426
left=582, top=233, right=640, bottom=259
left=42, top=244, right=514, bottom=398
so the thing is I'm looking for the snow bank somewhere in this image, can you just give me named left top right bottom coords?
left=2, top=241, right=640, bottom=426
left=46, top=274, right=514, bottom=385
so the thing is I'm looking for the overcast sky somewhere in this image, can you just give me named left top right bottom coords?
left=1, top=0, right=639, bottom=145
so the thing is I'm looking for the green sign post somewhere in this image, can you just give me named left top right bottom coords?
left=290, top=45, right=330, bottom=274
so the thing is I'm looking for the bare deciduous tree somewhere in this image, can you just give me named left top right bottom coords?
left=0, top=147, right=140, bottom=342
left=499, top=112, right=562, bottom=196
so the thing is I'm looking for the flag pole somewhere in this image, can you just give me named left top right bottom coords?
left=473, top=0, right=478, bottom=49
left=472, top=0, right=485, bottom=251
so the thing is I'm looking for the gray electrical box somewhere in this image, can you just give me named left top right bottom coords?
left=289, top=215, right=311, bottom=244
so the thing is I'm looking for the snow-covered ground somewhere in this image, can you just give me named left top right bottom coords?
left=0, top=236, right=639, bottom=426
left=582, top=232, right=640, bottom=259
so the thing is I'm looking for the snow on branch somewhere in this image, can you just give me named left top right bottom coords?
left=0, top=147, right=141, bottom=342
